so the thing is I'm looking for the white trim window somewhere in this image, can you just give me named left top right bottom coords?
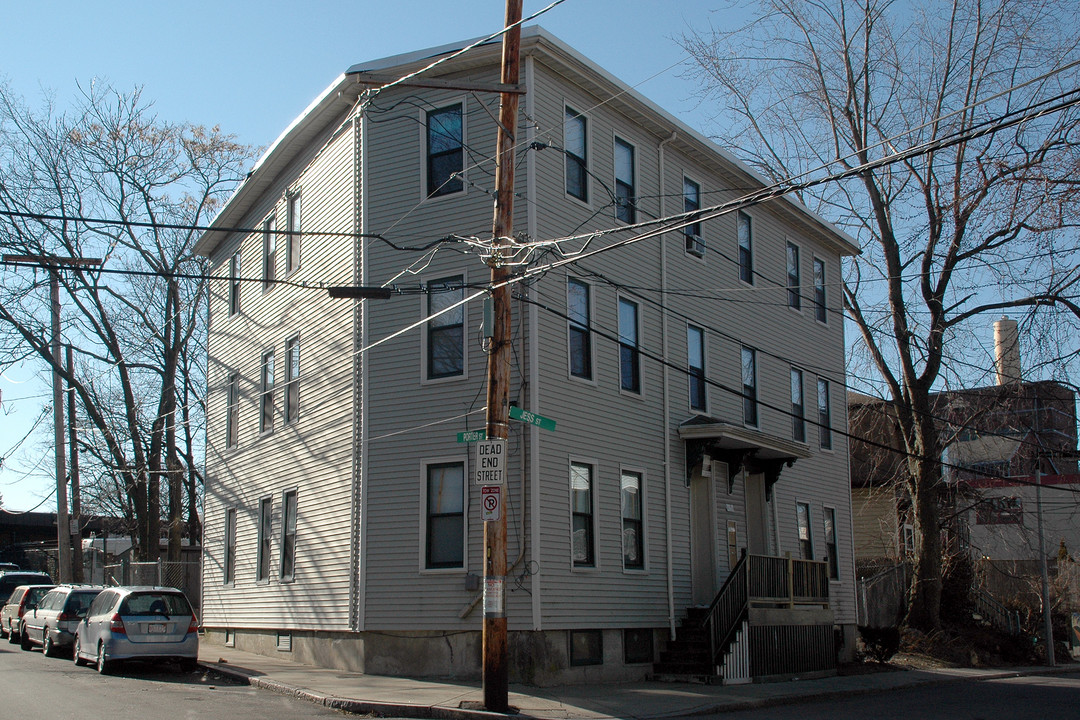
left=262, top=216, right=276, bottom=291
left=619, top=297, right=641, bottom=394
left=687, top=325, right=706, bottom=411
left=823, top=506, right=839, bottom=579
left=791, top=367, right=805, bottom=442
left=426, top=275, right=465, bottom=380
left=229, top=251, right=241, bottom=316
left=285, top=191, right=301, bottom=275
left=226, top=372, right=240, bottom=449
left=683, top=177, right=704, bottom=257
left=742, top=346, right=758, bottom=426
left=280, top=489, right=298, bottom=581
left=813, top=257, right=827, bottom=323
left=570, top=461, right=596, bottom=568
left=818, top=377, right=832, bottom=449
left=787, top=241, right=801, bottom=310
left=256, top=496, right=273, bottom=583
left=259, top=350, right=275, bottom=435
left=223, top=507, right=237, bottom=585
left=426, top=103, right=464, bottom=197
left=424, top=460, right=465, bottom=570
left=564, top=107, right=588, bottom=202
left=614, top=137, right=635, bottom=223
left=567, top=278, right=593, bottom=380
left=284, top=335, right=300, bottom=425
left=796, top=501, right=813, bottom=560
left=737, top=211, right=753, bottom=284
left=621, top=469, right=644, bottom=570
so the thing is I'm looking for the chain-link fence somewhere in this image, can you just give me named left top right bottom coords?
left=102, top=559, right=201, bottom=613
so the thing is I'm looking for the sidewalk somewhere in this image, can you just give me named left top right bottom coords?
left=198, top=644, right=1075, bottom=720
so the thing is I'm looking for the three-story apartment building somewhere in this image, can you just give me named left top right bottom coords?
left=195, top=28, right=859, bottom=685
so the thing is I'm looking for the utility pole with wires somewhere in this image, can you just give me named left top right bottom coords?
left=482, top=0, right=522, bottom=712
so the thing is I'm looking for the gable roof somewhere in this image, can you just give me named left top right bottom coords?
left=194, top=26, right=859, bottom=259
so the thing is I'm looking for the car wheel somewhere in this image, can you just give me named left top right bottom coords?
left=180, top=658, right=199, bottom=673
left=96, top=641, right=112, bottom=675
left=0, top=622, right=8, bottom=639
left=7, top=623, right=18, bottom=644
left=73, top=635, right=87, bottom=667
left=42, top=629, right=56, bottom=657
left=20, top=624, right=32, bottom=651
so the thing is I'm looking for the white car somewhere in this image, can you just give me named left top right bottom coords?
left=20, top=585, right=103, bottom=656
left=73, top=586, right=199, bottom=674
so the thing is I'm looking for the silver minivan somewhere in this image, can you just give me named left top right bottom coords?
left=73, top=586, right=198, bottom=673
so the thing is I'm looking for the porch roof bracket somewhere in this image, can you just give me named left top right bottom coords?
left=758, top=457, right=796, bottom=501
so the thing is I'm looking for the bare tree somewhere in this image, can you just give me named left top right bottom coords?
left=0, top=82, right=255, bottom=560
left=682, top=0, right=1080, bottom=630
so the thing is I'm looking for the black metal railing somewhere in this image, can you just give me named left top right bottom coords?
left=703, top=551, right=749, bottom=669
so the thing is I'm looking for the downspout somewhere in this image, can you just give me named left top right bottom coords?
left=353, top=102, right=369, bottom=631
left=658, top=131, right=677, bottom=640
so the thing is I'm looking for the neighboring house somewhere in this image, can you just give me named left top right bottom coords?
left=195, top=28, right=859, bottom=685
left=848, top=318, right=1079, bottom=607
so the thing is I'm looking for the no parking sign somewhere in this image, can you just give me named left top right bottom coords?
left=481, top=485, right=501, bottom=522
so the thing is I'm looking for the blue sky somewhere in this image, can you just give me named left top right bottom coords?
left=0, top=1, right=733, bottom=511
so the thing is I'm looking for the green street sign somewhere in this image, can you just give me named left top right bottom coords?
left=509, top=405, right=556, bottom=432
left=457, top=429, right=487, bottom=443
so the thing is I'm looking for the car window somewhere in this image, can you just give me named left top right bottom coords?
left=64, top=591, right=100, bottom=617
left=4, top=588, right=23, bottom=604
left=27, top=587, right=52, bottom=604
left=87, top=591, right=113, bottom=617
left=120, top=592, right=192, bottom=617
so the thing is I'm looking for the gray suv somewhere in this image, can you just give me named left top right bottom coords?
left=20, top=585, right=104, bottom=656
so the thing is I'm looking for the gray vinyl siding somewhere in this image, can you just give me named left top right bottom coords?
left=200, top=34, right=858, bottom=640
left=202, top=112, right=357, bottom=631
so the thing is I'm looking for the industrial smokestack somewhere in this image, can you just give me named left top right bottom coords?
left=994, top=316, right=1021, bottom=385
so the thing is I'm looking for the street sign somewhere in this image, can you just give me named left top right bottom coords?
left=457, top=429, right=486, bottom=443
left=474, top=439, right=506, bottom=485
left=481, top=485, right=501, bottom=522
left=509, top=405, right=556, bottom=432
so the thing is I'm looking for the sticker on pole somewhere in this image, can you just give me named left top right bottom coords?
left=481, top=485, right=501, bottom=522
left=484, top=575, right=505, bottom=617
left=474, top=439, right=506, bottom=485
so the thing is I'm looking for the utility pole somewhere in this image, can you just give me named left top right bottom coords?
left=3, top=254, right=101, bottom=583
left=67, top=343, right=84, bottom=583
left=483, top=0, right=522, bottom=712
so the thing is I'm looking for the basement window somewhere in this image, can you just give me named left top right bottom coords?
left=623, top=628, right=653, bottom=664
left=569, top=629, right=603, bottom=666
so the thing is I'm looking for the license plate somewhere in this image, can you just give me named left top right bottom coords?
left=147, top=623, right=167, bottom=634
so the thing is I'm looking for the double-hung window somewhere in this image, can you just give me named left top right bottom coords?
left=565, top=108, right=587, bottom=201
left=570, top=461, right=595, bottom=567
left=286, top=191, right=301, bottom=275
left=619, top=298, right=641, bottom=393
left=796, top=501, right=813, bottom=560
left=229, top=252, right=241, bottom=316
left=687, top=325, right=706, bottom=411
left=256, top=496, right=272, bottom=582
left=621, top=470, right=644, bottom=569
left=737, top=211, right=753, bottom=284
left=260, top=350, right=275, bottom=434
left=280, top=489, right=297, bottom=580
left=787, top=242, right=801, bottom=309
left=226, top=372, right=240, bottom=449
left=223, top=507, right=237, bottom=585
left=427, top=275, right=464, bottom=379
left=284, top=335, right=300, bottom=424
left=425, top=461, right=464, bottom=569
left=818, top=377, right=832, bottom=449
left=742, top=346, right=757, bottom=426
left=791, top=368, right=805, bottom=442
left=614, top=137, right=635, bottom=223
left=823, top=507, right=839, bottom=579
left=567, top=278, right=592, bottom=380
left=813, top=257, right=827, bottom=323
left=684, top=178, right=703, bottom=256
left=426, top=104, right=464, bottom=197
left=262, top=216, right=276, bottom=291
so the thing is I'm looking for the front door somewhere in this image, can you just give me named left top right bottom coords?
left=744, top=471, right=772, bottom=555
left=690, top=465, right=718, bottom=605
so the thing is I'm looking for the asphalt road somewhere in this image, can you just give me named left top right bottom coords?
left=0, top=640, right=352, bottom=720
left=691, top=670, right=1080, bottom=720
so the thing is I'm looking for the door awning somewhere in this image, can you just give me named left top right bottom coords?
left=679, top=416, right=812, bottom=491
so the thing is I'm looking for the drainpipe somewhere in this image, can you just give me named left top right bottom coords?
left=658, top=131, right=677, bottom=640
